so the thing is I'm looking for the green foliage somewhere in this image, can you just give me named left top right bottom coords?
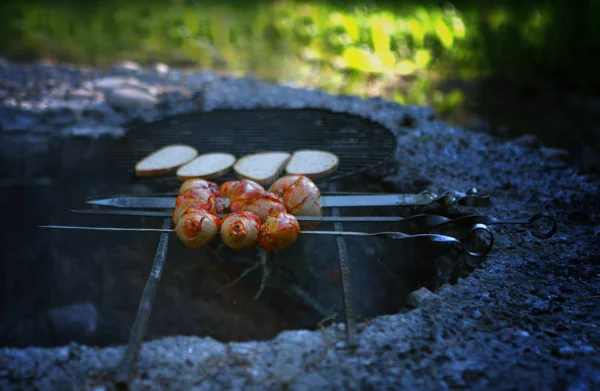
left=0, top=0, right=596, bottom=114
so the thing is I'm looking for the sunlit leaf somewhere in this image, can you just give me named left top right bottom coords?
left=210, top=19, right=230, bottom=48
left=445, top=89, right=465, bottom=107
left=370, top=16, right=395, bottom=68
left=452, top=16, right=466, bottom=39
left=395, top=59, right=416, bottom=75
left=393, top=91, right=406, bottom=104
left=489, top=10, right=510, bottom=30
left=341, top=14, right=360, bottom=41
left=415, top=7, right=432, bottom=30
left=342, top=46, right=381, bottom=73
left=328, top=12, right=344, bottom=25
left=408, top=19, right=424, bottom=45
left=414, top=49, right=431, bottom=69
left=432, top=90, right=444, bottom=104
left=435, top=19, right=454, bottom=48
left=182, top=10, right=199, bottom=35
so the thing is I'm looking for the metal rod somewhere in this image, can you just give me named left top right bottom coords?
left=40, top=225, right=173, bottom=232
left=114, top=218, right=171, bottom=387
left=84, top=191, right=384, bottom=200
left=37, top=225, right=438, bottom=238
left=67, top=209, right=557, bottom=240
left=329, top=182, right=358, bottom=348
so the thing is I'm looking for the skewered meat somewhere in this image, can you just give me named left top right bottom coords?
left=220, top=179, right=264, bottom=214
left=221, top=179, right=284, bottom=221
left=257, top=212, right=301, bottom=252
left=269, top=175, right=322, bottom=228
left=173, top=177, right=308, bottom=251
left=268, top=175, right=302, bottom=198
left=175, top=188, right=219, bottom=208
left=220, top=179, right=264, bottom=200
left=231, top=190, right=286, bottom=222
left=179, top=178, right=220, bottom=196
left=220, top=211, right=261, bottom=249
left=282, top=176, right=322, bottom=217
left=174, top=208, right=222, bottom=248
left=174, top=188, right=218, bottom=221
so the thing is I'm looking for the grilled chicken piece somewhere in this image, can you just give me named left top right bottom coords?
left=173, top=188, right=218, bottom=224
left=179, top=178, right=220, bottom=196
left=257, top=212, right=300, bottom=252
left=175, top=208, right=222, bottom=248
left=220, top=211, right=261, bottom=249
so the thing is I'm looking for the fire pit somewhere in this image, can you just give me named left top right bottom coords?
left=1, top=60, right=597, bottom=391
left=1, top=103, right=508, bottom=354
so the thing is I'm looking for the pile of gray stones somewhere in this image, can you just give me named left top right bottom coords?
left=1, top=58, right=599, bottom=390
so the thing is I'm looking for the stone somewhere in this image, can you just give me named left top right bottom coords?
left=64, top=89, right=102, bottom=101
left=105, top=87, right=158, bottom=111
left=111, top=61, right=141, bottom=73
left=156, top=85, right=193, bottom=103
left=154, top=63, right=169, bottom=74
left=407, top=287, right=437, bottom=308
left=85, top=76, right=158, bottom=97
left=87, top=76, right=139, bottom=91
left=45, top=302, right=98, bottom=343
left=0, top=107, right=41, bottom=131
left=59, top=124, right=125, bottom=139
left=515, top=134, right=540, bottom=149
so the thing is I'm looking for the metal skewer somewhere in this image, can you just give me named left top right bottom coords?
left=38, top=224, right=494, bottom=258
left=329, top=182, right=358, bottom=348
left=85, top=191, right=384, bottom=200
left=114, top=218, right=171, bottom=387
left=84, top=190, right=491, bottom=209
left=69, top=209, right=557, bottom=239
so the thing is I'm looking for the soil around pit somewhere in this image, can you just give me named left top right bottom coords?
left=0, top=60, right=599, bottom=391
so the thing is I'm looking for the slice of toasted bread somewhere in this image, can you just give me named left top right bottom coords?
left=285, top=150, right=339, bottom=180
left=233, top=152, right=291, bottom=185
left=176, top=153, right=237, bottom=180
left=135, top=145, right=198, bottom=177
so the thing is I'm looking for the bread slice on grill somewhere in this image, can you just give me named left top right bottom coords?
left=135, top=145, right=198, bottom=177
left=285, top=150, right=339, bottom=179
left=233, top=152, right=291, bottom=185
left=177, top=152, right=237, bottom=180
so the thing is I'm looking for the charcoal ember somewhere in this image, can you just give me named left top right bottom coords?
left=45, top=302, right=98, bottom=343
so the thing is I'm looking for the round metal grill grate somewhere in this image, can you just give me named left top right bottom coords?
left=113, top=108, right=397, bottom=185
